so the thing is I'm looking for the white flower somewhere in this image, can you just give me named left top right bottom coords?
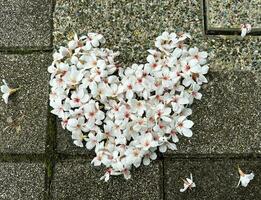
left=170, top=94, right=189, bottom=113
left=1, top=79, right=19, bottom=104
left=67, top=117, right=89, bottom=134
left=50, top=98, right=71, bottom=118
left=86, top=132, right=103, bottom=150
left=175, top=116, right=194, bottom=137
left=64, top=66, right=84, bottom=88
left=90, top=82, right=112, bottom=102
left=180, top=173, right=196, bottom=192
left=188, top=47, right=208, bottom=65
left=155, top=103, right=172, bottom=122
left=125, top=147, right=144, bottom=168
left=158, top=136, right=177, bottom=153
left=143, top=151, right=157, bottom=166
left=138, top=133, right=158, bottom=151
left=130, top=99, right=146, bottom=116
left=53, top=46, right=69, bottom=61
left=100, top=168, right=121, bottom=182
left=85, top=32, right=105, bottom=50
left=84, top=100, right=105, bottom=128
left=237, top=167, right=254, bottom=187
left=155, top=31, right=178, bottom=53
left=240, top=23, right=251, bottom=38
left=72, top=132, right=87, bottom=147
left=69, top=88, right=90, bottom=108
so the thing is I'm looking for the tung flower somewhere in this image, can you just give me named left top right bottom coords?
left=237, top=166, right=254, bottom=187
left=180, top=173, right=196, bottom=192
left=240, top=23, right=252, bottom=38
left=0, top=79, right=19, bottom=104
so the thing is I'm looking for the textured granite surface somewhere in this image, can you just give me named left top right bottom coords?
left=0, top=53, right=52, bottom=154
left=168, top=70, right=261, bottom=155
left=207, top=0, right=261, bottom=28
left=0, top=162, right=45, bottom=200
left=0, top=0, right=53, bottom=48
left=51, top=159, right=163, bottom=200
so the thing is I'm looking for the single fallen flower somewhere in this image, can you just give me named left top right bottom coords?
left=237, top=166, right=254, bottom=187
left=240, top=23, right=251, bottom=38
left=0, top=79, right=19, bottom=104
left=180, top=173, right=196, bottom=192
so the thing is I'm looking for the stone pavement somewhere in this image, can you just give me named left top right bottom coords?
left=0, top=0, right=260, bottom=199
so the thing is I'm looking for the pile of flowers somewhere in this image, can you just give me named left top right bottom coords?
left=48, top=31, right=209, bottom=181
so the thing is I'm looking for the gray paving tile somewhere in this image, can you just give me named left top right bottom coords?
left=0, top=53, right=52, bottom=154
left=165, top=158, right=261, bottom=200
left=51, top=159, right=163, bottom=200
left=0, top=162, right=45, bottom=200
left=0, top=0, right=53, bottom=48
left=54, top=0, right=260, bottom=70
left=207, top=0, right=261, bottom=28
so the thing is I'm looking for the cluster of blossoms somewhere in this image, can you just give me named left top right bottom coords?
left=49, top=31, right=209, bottom=181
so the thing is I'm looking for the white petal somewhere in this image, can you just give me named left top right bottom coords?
left=159, top=144, right=167, bottom=153
left=3, top=93, right=9, bottom=104
left=241, top=28, right=247, bottom=37
left=180, top=185, right=189, bottom=193
left=183, top=120, right=194, bottom=128
left=182, top=128, right=193, bottom=137
left=143, top=157, right=150, bottom=166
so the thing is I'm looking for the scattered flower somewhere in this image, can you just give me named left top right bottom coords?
left=180, top=173, right=196, bottom=192
left=49, top=31, right=208, bottom=181
left=240, top=23, right=251, bottom=38
left=0, top=79, right=19, bottom=104
left=237, top=166, right=254, bottom=187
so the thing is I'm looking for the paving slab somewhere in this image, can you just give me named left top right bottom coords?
left=0, top=162, right=45, bottom=200
left=54, top=0, right=260, bottom=70
left=164, top=158, right=261, bottom=200
left=0, top=0, right=53, bottom=48
left=0, top=53, right=52, bottom=154
left=207, top=0, right=261, bottom=29
left=167, top=70, right=261, bottom=155
left=51, top=159, right=163, bottom=200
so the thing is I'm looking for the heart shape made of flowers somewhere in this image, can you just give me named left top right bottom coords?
left=48, top=31, right=209, bottom=181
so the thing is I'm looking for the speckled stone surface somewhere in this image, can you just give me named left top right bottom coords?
left=207, top=0, right=261, bottom=28
left=54, top=0, right=260, bottom=70
left=0, top=53, right=52, bottom=154
left=0, top=162, right=45, bottom=200
left=51, top=159, right=163, bottom=200
left=165, top=159, right=261, bottom=200
left=0, top=0, right=53, bottom=48
left=167, top=70, right=261, bottom=155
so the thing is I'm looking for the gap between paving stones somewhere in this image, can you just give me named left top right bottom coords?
left=202, top=0, right=261, bottom=36
left=0, top=48, right=54, bottom=54
left=1, top=152, right=260, bottom=163
left=44, top=105, right=57, bottom=200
